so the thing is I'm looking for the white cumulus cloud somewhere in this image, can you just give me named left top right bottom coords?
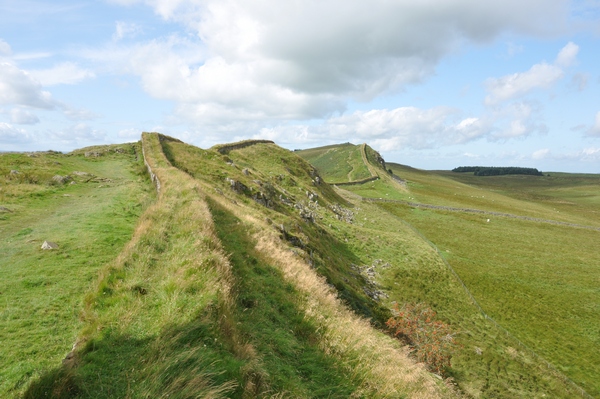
left=484, top=42, right=578, bottom=105
left=113, top=21, right=143, bottom=41
left=28, top=62, right=96, bottom=86
left=532, top=148, right=551, bottom=160
left=0, top=122, right=29, bottom=144
left=50, top=123, right=106, bottom=143
left=555, top=41, right=579, bottom=67
left=10, top=108, right=40, bottom=125
left=0, top=62, right=56, bottom=109
left=0, top=39, right=12, bottom=56
left=253, top=106, right=493, bottom=150
left=98, top=0, right=571, bottom=126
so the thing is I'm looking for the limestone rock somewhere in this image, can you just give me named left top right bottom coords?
left=51, top=175, right=72, bottom=184
left=41, top=241, right=59, bottom=250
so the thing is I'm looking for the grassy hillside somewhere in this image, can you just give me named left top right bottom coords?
left=338, top=161, right=599, bottom=397
left=295, top=143, right=372, bottom=183
left=0, top=145, right=153, bottom=398
left=5, top=135, right=596, bottom=398
left=20, top=134, right=450, bottom=398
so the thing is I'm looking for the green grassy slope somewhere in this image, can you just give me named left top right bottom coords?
left=335, top=161, right=599, bottom=397
left=9, top=135, right=596, bottom=398
left=172, top=139, right=585, bottom=398
left=0, top=145, right=153, bottom=398
left=296, top=143, right=372, bottom=183
left=23, top=134, right=449, bottom=398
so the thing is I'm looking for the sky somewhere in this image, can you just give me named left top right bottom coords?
left=1, top=0, right=599, bottom=172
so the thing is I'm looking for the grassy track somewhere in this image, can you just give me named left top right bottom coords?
left=0, top=145, right=153, bottom=398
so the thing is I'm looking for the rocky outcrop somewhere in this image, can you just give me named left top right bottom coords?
left=352, top=259, right=390, bottom=301
left=51, top=175, right=72, bottom=185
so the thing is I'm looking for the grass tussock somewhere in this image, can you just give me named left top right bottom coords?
left=252, top=231, right=449, bottom=398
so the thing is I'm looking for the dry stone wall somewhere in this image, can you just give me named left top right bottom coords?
left=142, top=137, right=161, bottom=193
left=215, top=140, right=275, bottom=154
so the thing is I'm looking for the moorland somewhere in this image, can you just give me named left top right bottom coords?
left=1, top=134, right=598, bottom=398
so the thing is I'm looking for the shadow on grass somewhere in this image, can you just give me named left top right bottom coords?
left=209, top=200, right=363, bottom=397
left=23, top=308, right=243, bottom=398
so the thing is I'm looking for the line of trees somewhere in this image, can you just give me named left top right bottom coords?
left=452, top=166, right=543, bottom=176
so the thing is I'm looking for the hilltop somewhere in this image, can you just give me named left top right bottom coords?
left=1, top=136, right=598, bottom=398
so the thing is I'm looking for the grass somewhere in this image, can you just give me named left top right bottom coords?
left=305, top=154, right=596, bottom=397
left=208, top=201, right=361, bottom=397
left=380, top=203, right=600, bottom=396
left=22, top=133, right=450, bottom=398
left=0, top=144, right=153, bottom=398
left=160, top=136, right=452, bottom=398
left=24, top=133, right=243, bottom=398
left=296, top=143, right=372, bottom=183
left=12, top=134, right=596, bottom=398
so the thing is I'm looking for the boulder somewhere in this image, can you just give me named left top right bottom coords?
left=41, top=241, right=59, bottom=250
left=51, top=175, right=72, bottom=184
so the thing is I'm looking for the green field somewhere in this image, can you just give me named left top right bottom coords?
left=0, top=145, right=153, bottom=398
left=341, top=162, right=600, bottom=397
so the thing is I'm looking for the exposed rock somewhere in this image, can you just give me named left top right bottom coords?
left=52, top=175, right=72, bottom=184
left=373, top=150, right=386, bottom=170
left=9, top=170, right=19, bottom=175
left=279, top=194, right=294, bottom=206
left=0, top=206, right=13, bottom=213
left=225, top=178, right=248, bottom=194
left=242, top=168, right=250, bottom=176
left=306, top=190, right=318, bottom=201
left=330, top=204, right=354, bottom=223
left=84, top=151, right=101, bottom=157
left=252, top=191, right=273, bottom=208
left=72, top=171, right=90, bottom=176
left=276, top=224, right=305, bottom=249
left=41, top=241, right=59, bottom=250
left=352, top=259, right=390, bottom=302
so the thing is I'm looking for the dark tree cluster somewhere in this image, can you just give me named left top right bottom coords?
left=452, top=166, right=543, bottom=176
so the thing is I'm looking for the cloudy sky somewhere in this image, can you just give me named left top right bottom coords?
left=1, top=0, right=599, bottom=172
